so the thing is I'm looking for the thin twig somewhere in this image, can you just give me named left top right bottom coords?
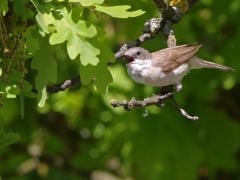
left=110, top=94, right=199, bottom=120
left=169, top=96, right=199, bottom=120
left=110, top=87, right=199, bottom=120
left=110, top=96, right=164, bottom=111
left=46, top=76, right=81, bottom=94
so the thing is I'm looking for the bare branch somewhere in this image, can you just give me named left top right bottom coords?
left=115, top=50, right=127, bottom=60
left=111, top=85, right=199, bottom=120
left=46, top=76, right=81, bottom=94
left=118, top=17, right=162, bottom=53
left=152, top=0, right=175, bottom=19
left=110, top=94, right=198, bottom=120
left=110, top=96, right=164, bottom=111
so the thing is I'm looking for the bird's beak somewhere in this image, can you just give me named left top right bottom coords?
left=125, top=55, right=134, bottom=66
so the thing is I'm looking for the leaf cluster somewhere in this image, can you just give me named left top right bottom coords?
left=0, top=0, right=145, bottom=109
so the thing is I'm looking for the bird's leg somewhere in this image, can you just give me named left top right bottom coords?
left=151, top=85, right=174, bottom=106
left=159, top=85, right=174, bottom=95
left=153, top=83, right=182, bottom=100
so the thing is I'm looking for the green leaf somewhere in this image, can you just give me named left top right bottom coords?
left=71, top=6, right=84, bottom=23
left=0, top=0, right=9, bottom=16
left=0, top=117, right=20, bottom=147
left=22, top=91, right=37, bottom=98
left=95, top=5, right=145, bottom=18
left=0, top=79, right=21, bottom=98
left=0, top=70, right=36, bottom=100
left=0, top=81, right=10, bottom=93
left=8, top=70, right=22, bottom=81
left=21, top=80, right=37, bottom=98
left=79, top=40, right=114, bottom=93
left=79, top=61, right=112, bottom=93
left=49, top=8, right=100, bottom=66
left=13, top=0, right=32, bottom=20
left=22, top=80, right=33, bottom=92
left=6, top=85, right=20, bottom=98
left=3, top=70, right=36, bottom=99
left=51, top=44, right=69, bottom=61
left=69, top=0, right=104, bottom=6
left=94, top=24, right=106, bottom=37
left=38, top=86, right=48, bottom=107
left=31, top=0, right=54, bottom=13
left=31, top=36, right=57, bottom=107
left=24, top=26, right=40, bottom=58
left=31, top=0, right=55, bottom=36
left=36, top=11, right=55, bottom=36
left=92, top=39, right=115, bottom=64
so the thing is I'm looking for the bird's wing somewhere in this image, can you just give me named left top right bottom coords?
left=151, top=44, right=202, bottom=72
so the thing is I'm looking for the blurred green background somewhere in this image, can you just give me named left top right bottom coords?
left=1, top=0, right=240, bottom=179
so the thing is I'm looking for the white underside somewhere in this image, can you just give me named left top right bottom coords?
left=127, top=59, right=189, bottom=87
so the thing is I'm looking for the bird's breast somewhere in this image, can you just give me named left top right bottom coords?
left=127, top=61, right=189, bottom=87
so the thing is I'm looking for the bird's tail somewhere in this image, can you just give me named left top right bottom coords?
left=188, top=56, right=234, bottom=71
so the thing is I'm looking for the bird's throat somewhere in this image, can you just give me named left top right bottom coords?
left=125, top=56, right=134, bottom=65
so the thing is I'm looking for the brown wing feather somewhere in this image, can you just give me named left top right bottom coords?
left=151, top=44, right=202, bottom=72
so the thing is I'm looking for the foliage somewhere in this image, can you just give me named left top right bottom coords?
left=1, top=0, right=240, bottom=180
left=0, top=117, right=20, bottom=147
left=0, top=0, right=144, bottom=107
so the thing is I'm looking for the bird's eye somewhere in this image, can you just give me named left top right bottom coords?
left=137, top=52, right=140, bottom=55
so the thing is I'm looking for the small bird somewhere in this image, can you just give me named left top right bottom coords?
left=124, top=43, right=234, bottom=95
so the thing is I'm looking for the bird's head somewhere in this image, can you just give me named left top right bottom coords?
left=124, top=47, right=152, bottom=65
